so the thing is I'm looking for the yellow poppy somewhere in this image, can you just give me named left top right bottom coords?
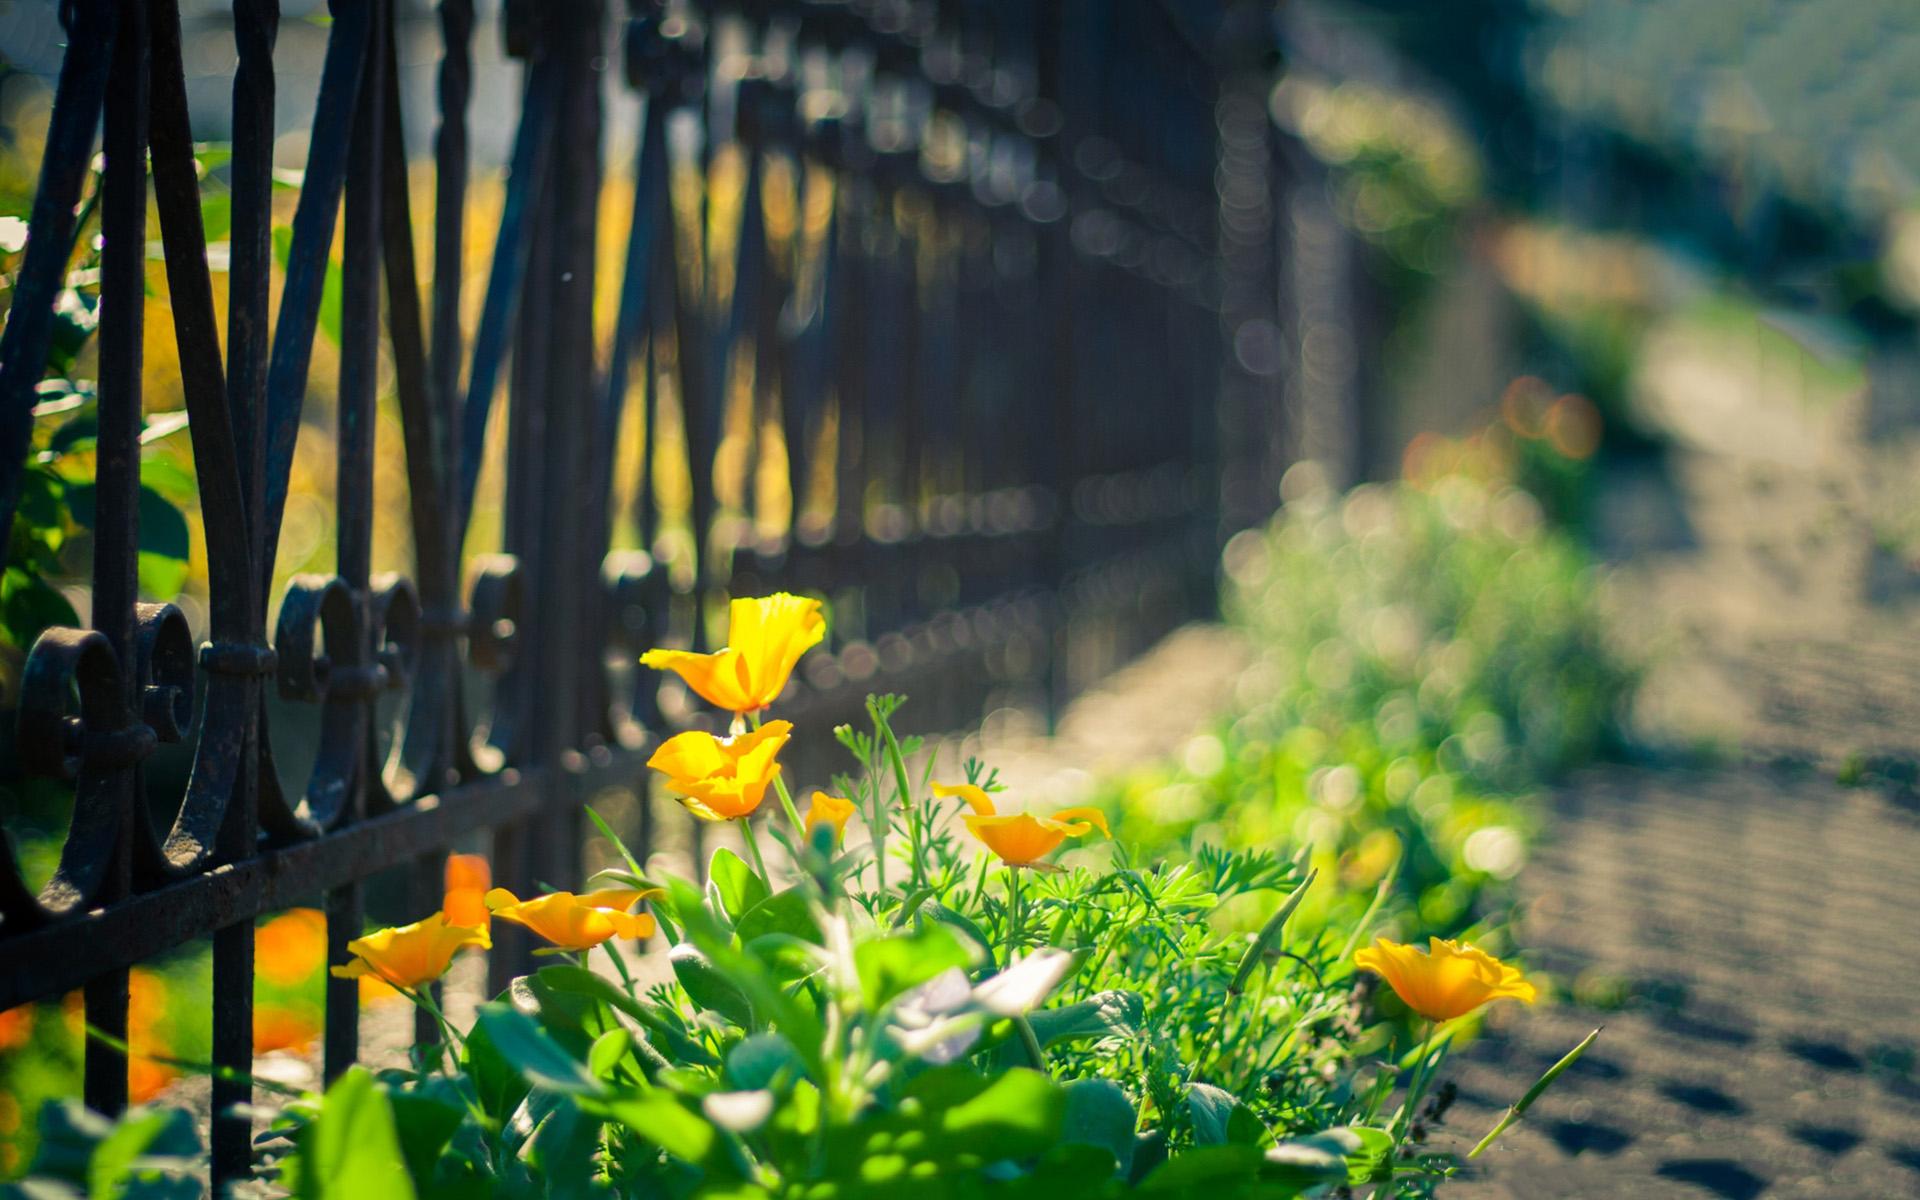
left=640, top=593, right=826, bottom=714
left=803, top=791, right=858, bottom=843
left=254, top=907, right=327, bottom=988
left=0, top=1005, right=32, bottom=1053
left=253, top=1004, right=321, bottom=1055
left=484, top=887, right=663, bottom=953
left=1354, top=937, right=1538, bottom=1023
left=647, top=721, right=792, bottom=820
left=935, top=782, right=1110, bottom=870
left=329, top=913, right=491, bottom=991
left=444, top=853, right=492, bottom=928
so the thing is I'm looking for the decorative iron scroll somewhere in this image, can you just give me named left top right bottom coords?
left=0, top=0, right=1235, bottom=1184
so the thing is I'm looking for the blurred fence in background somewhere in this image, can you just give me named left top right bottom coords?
left=0, top=0, right=1290, bottom=1185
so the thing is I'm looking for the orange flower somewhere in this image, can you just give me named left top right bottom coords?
left=1354, top=937, right=1538, bottom=1023
left=255, top=908, right=327, bottom=988
left=444, top=854, right=492, bottom=928
left=329, top=913, right=490, bottom=991
left=0, top=1005, right=33, bottom=1053
left=647, top=721, right=792, bottom=820
left=484, top=887, right=662, bottom=953
left=936, top=783, right=1110, bottom=870
left=129, top=1056, right=177, bottom=1105
left=640, top=593, right=826, bottom=714
left=803, top=791, right=858, bottom=843
left=127, top=969, right=174, bottom=1103
left=253, top=1004, right=321, bottom=1055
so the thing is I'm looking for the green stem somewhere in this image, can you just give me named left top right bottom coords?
left=739, top=815, right=773, bottom=881
left=1392, top=1021, right=1438, bottom=1143
left=747, top=710, right=808, bottom=834
left=1469, top=1027, right=1601, bottom=1159
left=408, top=984, right=467, bottom=1050
left=1015, top=1015, right=1048, bottom=1072
left=1006, top=867, right=1025, bottom=962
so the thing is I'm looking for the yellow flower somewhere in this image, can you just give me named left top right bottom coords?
left=255, top=907, right=327, bottom=988
left=647, top=721, right=793, bottom=820
left=329, top=913, right=490, bottom=991
left=803, top=791, right=858, bottom=843
left=444, top=853, right=492, bottom=928
left=253, top=1004, right=321, bottom=1055
left=640, top=593, right=826, bottom=714
left=0, top=1005, right=34, bottom=1053
left=1354, top=937, right=1538, bottom=1023
left=484, top=887, right=663, bottom=953
left=936, top=782, right=1110, bottom=870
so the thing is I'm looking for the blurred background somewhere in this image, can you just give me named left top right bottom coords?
left=5, top=0, right=1920, bottom=1190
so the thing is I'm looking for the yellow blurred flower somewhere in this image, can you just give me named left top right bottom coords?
left=0, top=1005, right=32, bottom=1052
left=255, top=908, right=327, bottom=988
left=484, top=887, right=662, bottom=953
left=329, top=913, right=490, bottom=991
left=640, top=593, right=825, bottom=714
left=444, top=853, right=492, bottom=928
left=802, top=791, right=857, bottom=843
left=647, top=721, right=792, bottom=820
left=253, top=1004, right=321, bottom=1055
left=1354, top=937, right=1538, bottom=1023
left=936, top=783, right=1110, bottom=870
left=129, top=1056, right=177, bottom=1104
left=127, top=968, right=174, bottom=1103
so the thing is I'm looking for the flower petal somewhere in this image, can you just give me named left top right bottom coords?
left=933, top=782, right=996, bottom=815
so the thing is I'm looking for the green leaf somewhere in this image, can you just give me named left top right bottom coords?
left=2, top=566, right=79, bottom=650
left=532, top=965, right=714, bottom=1067
left=28, top=1100, right=112, bottom=1182
left=87, top=1105, right=201, bottom=1200
left=387, top=1086, right=465, bottom=1186
left=588, top=1029, right=634, bottom=1081
left=527, top=1099, right=603, bottom=1200
left=290, top=1068, right=417, bottom=1199
left=854, top=922, right=971, bottom=1013
left=460, top=1011, right=533, bottom=1119
left=1027, top=990, right=1144, bottom=1047
left=598, top=1090, right=717, bottom=1164
left=47, top=407, right=96, bottom=455
left=734, top=887, right=821, bottom=945
left=1186, top=1083, right=1268, bottom=1148
left=933, top=1067, right=1064, bottom=1159
left=919, top=901, right=995, bottom=965
left=471, top=1003, right=602, bottom=1096
left=137, top=551, right=189, bottom=601
left=271, top=224, right=343, bottom=346
left=1137, top=1144, right=1268, bottom=1193
left=726, top=1033, right=804, bottom=1091
left=66, top=484, right=191, bottom=562
left=1338, top=1126, right=1394, bottom=1185
left=1060, top=1079, right=1136, bottom=1176
left=199, top=193, right=231, bottom=243
left=669, top=944, right=754, bottom=1028
left=1262, top=1128, right=1363, bottom=1188
left=708, top=847, right=769, bottom=921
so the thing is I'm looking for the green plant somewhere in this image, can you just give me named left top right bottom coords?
left=1101, top=471, right=1633, bottom=936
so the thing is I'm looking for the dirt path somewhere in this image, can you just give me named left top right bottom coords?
left=1437, top=764, right=1920, bottom=1198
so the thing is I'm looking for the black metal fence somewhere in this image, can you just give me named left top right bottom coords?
left=0, top=0, right=1256, bottom=1184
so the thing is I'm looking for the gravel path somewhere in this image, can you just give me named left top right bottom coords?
left=1435, top=764, right=1920, bottom=1198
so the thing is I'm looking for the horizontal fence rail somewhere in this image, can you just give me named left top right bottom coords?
left=0, top=0, right=1256, bottom=1185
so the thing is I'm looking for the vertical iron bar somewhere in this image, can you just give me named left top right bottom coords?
left=324, top=0, right=386, bottom=1083
left=83, top=0, right=151, bottom=1118
left=0, top=0, right=115, bottom=538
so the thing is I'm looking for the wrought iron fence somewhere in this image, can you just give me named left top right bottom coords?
left=0, top=0, right=1252, bottom=1184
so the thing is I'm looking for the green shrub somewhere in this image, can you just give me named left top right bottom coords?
left=1103, top=470, right=1634, bottom=935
